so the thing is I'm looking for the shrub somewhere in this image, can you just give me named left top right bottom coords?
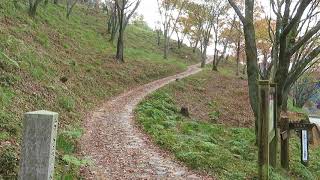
left=59, top=96, right=75, bottom=112
left=0, top=147, right=18, bottom=178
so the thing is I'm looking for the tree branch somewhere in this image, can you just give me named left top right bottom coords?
left=288, top=21, right=320, bottom=55
left=282, top=0, right=311, bottom=36
left=228, top=0, right=246, bottom=24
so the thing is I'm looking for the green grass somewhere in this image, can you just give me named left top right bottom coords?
left=136, top=91, right=258, bottom=179
left=287, top=97, right=308, bottom=114
left=135, top=68, right=320, bottom=179
left=0, top=0, right=201, bottom=178
left=59, top=96, right=76, bottom=112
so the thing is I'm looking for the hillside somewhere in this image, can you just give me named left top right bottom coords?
left=0, top=1, right=200, bottom=178
left=136, top=62, right=320, bottom=179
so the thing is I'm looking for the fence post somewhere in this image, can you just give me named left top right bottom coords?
left=280, top=117, right=289, bottom=170
left=258, top=80, right=270, bottom=180
left=19, top=110, right=59, bottom=180
left=269, top=83, right=277, bottom=167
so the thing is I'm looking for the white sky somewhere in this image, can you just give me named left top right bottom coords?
left=137, top=0, right=159, bottom=29
left=136, top=0, right=272, bottom=55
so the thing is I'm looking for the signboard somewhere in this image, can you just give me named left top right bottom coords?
left=289, top=122, right=315, bottom=130
left=258, top=80, right=278, bottom=179
left=269, top=93, right=274, bottom=133
left=301, top=130, right=308, bottom=164
left=268, top=86, right=276, bottom=142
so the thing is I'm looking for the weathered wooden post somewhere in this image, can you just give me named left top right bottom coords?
left=280, top=117, right=289, bottom=170
left=19, top=110, right=59, bottom=180
left=269, top=83, right=277, bottom=167
left=258, top=80, right=270, bottom=180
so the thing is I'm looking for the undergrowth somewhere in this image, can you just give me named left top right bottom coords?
left=136, top=73, right=320, bottom=179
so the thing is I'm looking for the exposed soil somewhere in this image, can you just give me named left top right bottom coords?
left=170, top=66, right=254, bottom=128
left=80, top=62, right=214, bottom=179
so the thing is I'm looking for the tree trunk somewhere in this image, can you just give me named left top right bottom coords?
left=281, top=92, right=289, bottom=112
left=157, top=30, right=161, bottom=46
left=29, top=6, right=36, bottom=17
left=275, top=52, right=291, bottom=117
left=29, top=0, right=40, bottom=17
left=116, top=8, right=124, bottom=62
left=116, top=29, right=124, bottom=62
left=193, top=40, right=198, bottom=53
left=201, top=44, right=207, bottom=68
left=236, top=40, right=240, bottom=76
left=176, top=31, right=181, bottom=49
left=241, top=0, right=260, bottom=140
left=66, top=0, right=78, bottom=19
left=214, top=41, right=228, bottom=71
left=107, top=20, right=112, bottom=34
left=110, top=14, right=118, bottom=42
left=212, top=33, right=218, bottom=71
left=163, top=29, right=168, bottom=59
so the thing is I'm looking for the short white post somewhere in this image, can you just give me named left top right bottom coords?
left=19, top=110, right=59, bottom=180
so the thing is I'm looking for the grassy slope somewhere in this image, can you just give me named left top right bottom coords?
left=136, top=64, right=320, bottom=179
left=0, top=1, right=200, bottom=178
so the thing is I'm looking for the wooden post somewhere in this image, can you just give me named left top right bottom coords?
left=19, top=110, right=59, bottom=180
left=269, top=83, right=277, bottom=167
left=280, top=117, right=289, bottom=170
left=258, top=80, right=270, bottom=180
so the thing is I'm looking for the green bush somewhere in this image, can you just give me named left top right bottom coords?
left=56, top=128, right=87, bottom=178
left=0, top=147, right=18, bottom=178
left=0, top=73, right=19, bottom=87
left=59, top=96, right=76, bottom=112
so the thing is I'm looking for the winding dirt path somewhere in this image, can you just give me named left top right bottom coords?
left=80, top=62, right=214, bottom=179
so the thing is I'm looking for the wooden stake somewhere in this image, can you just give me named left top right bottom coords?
left=280, top=117, right=289, bottom=170
left=258, top=80, right=270, bottom=180
left=269, top=83, right=277, bottom=167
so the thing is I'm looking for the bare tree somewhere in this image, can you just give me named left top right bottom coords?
left=211, top=0, right=230, bottom=71
left=105, top=0, right=119, bottom=42
left=199, top=5, right=214, bottom=68
left=157, top=0, right=187, bottom=59
left=114, top=0, right=141, bottom=62
left=228, top=0, right=320, bottom=136
left=184, top=1, right=213, bottom=67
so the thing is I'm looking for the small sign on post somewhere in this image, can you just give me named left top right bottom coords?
left=280, top=120, right=315, bottom=169
left=301, top=130, right=309, bottom=166
left=19, top=110, right=59, bottom=180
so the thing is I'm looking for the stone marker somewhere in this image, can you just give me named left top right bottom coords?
left=19, top=110, right=59, bottom=180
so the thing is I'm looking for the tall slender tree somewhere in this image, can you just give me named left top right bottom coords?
left=157, top=0, right=187, bottom=59
left=211, top=0, right=230, bottom=71
left=114, top=0, right=141, bottom=62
